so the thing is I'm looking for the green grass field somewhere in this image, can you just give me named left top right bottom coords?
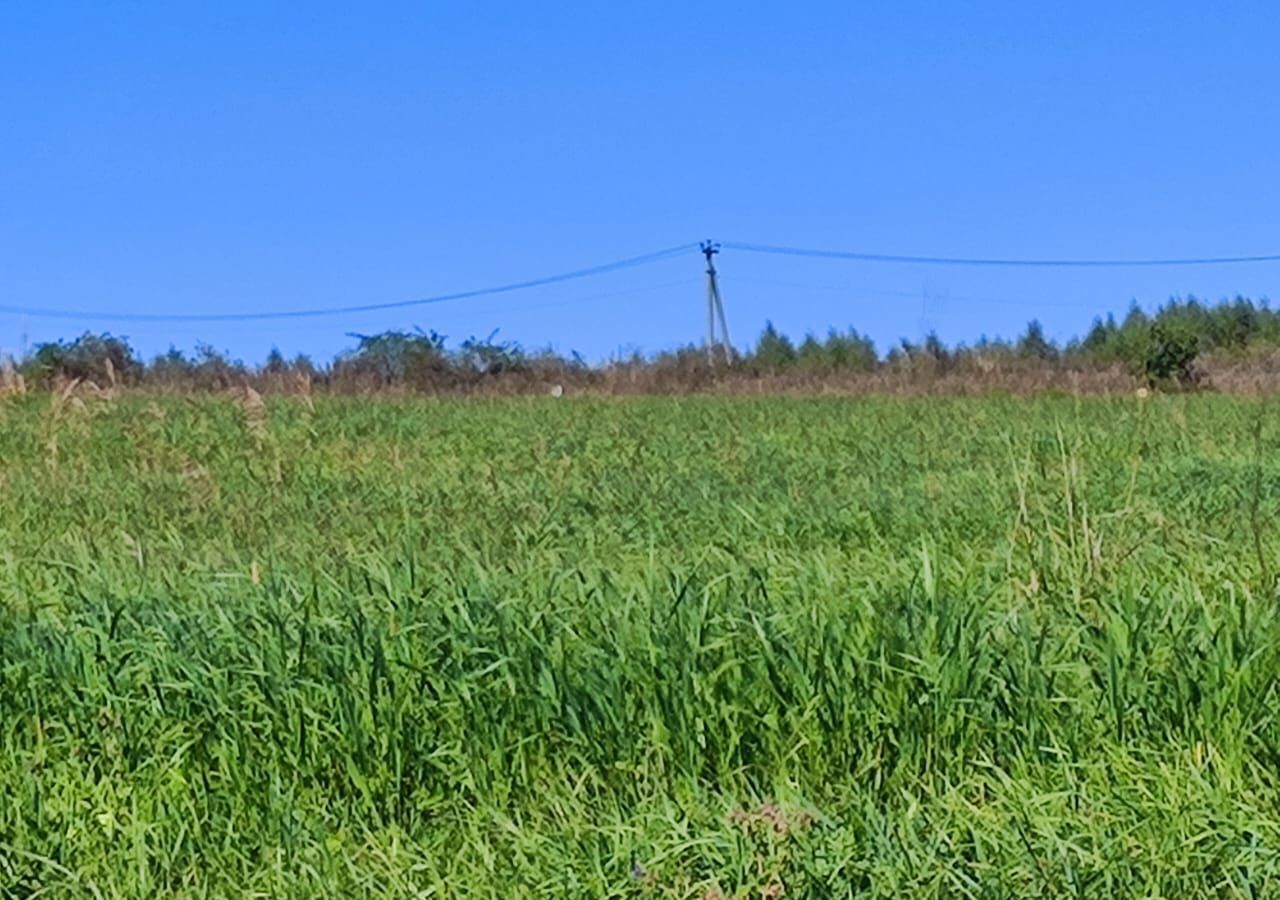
left=3, top=392, right=1280, bottom=897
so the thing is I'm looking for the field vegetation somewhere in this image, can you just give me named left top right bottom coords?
left=3, top=391, right=1280, bottom=896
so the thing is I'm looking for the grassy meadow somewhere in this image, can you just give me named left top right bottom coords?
left=3, top=390, right=1280, bottom=897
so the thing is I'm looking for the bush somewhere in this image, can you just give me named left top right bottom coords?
left=458, top=331, right=528, bottom=376
left=335, top=329, right=449, bottom=387
left=27, top=332, right=140, bottom=387
left=1140, top=322, right=1200, bottom=389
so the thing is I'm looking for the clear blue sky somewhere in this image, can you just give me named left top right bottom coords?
left=3, top=2, right=1277, bottom=364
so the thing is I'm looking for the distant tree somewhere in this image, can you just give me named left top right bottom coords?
left=793, top=328, right=877, bottom=371
left=263, top=347, right=288, bottom=375
left=290, top=353, right=317, bottom=377
left=149, top=346, right=193, bottom=386
left=191, top=343, right=248, bottom=389
left=886, top=338, right=919, bottom=368
left=458, top=331, right=528, bottom=375
left=751, top=322, right=796, bottom=371
left=923, top=331, right=951, bottom=367
left=823, top=327, right=877, bottom=371
left=28, top=332, right=140, bottom=387
left=1201, top=297, right=1258, bottom=350
left=1107, top=304, right=1154, bottom=371
left=1016, top=320, right=1058, bottom=362
left=338, top=329, right=449, bottom=386
left=1079, top=315, right=1118, bottom=359
left=796, top=333, right=826, bottom=369
left=885, top=335, right=949, bottom=373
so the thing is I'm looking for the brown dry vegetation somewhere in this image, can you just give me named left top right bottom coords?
left=35, top=356, right=1280, bottom=399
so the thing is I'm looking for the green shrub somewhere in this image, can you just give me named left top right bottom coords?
left=1140, top=321, right=1200, bottom=389
left=26, top=332, right=141, bottom=387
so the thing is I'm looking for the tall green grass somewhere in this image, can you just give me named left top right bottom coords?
left=2, top=393, right=1280, bottom=896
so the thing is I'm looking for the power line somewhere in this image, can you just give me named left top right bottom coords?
left=0, top=243, right=698, bottom=323
left=727, top=275, right=1122, bottom=309
left=393, top=277, right=700, bottom=324
left=722, top=240, right=1280, bottom=268
left=6, top=236, right=1277, bottom=326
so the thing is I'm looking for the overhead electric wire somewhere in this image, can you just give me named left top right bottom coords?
left=722, top=240, right=1280, bottom=268
left=727, top=275, right=1119, bottom=309
left=5, top=236, right=1277, bottom=324
left=400, top=277, right=700, bottom=324
left=0, top=243, right=698, bottom=323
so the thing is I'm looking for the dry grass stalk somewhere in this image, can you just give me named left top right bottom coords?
left=43, top=377, right=117, bottom=470
left=52, top=376, right=115, bottom=417
left=49, top=376, right=83, bottom=417
left=293, top=368, right=315, bottom=412
left=0, top=356, right=24, bottom=396
left=238, top=384, right=268, bottom=440
left=181, top=459, right=219, bottom=506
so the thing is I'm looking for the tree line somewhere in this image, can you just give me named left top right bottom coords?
left=5, top=295, right=1277, bottom=393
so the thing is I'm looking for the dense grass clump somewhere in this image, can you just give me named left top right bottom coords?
left=3, top=393, right=1280, bottom=896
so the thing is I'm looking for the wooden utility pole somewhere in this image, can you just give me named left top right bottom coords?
left=701, top=240, right=732, bottom=364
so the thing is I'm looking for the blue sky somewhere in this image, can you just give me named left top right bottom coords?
left=3, top=2, right=1277, bottom=364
